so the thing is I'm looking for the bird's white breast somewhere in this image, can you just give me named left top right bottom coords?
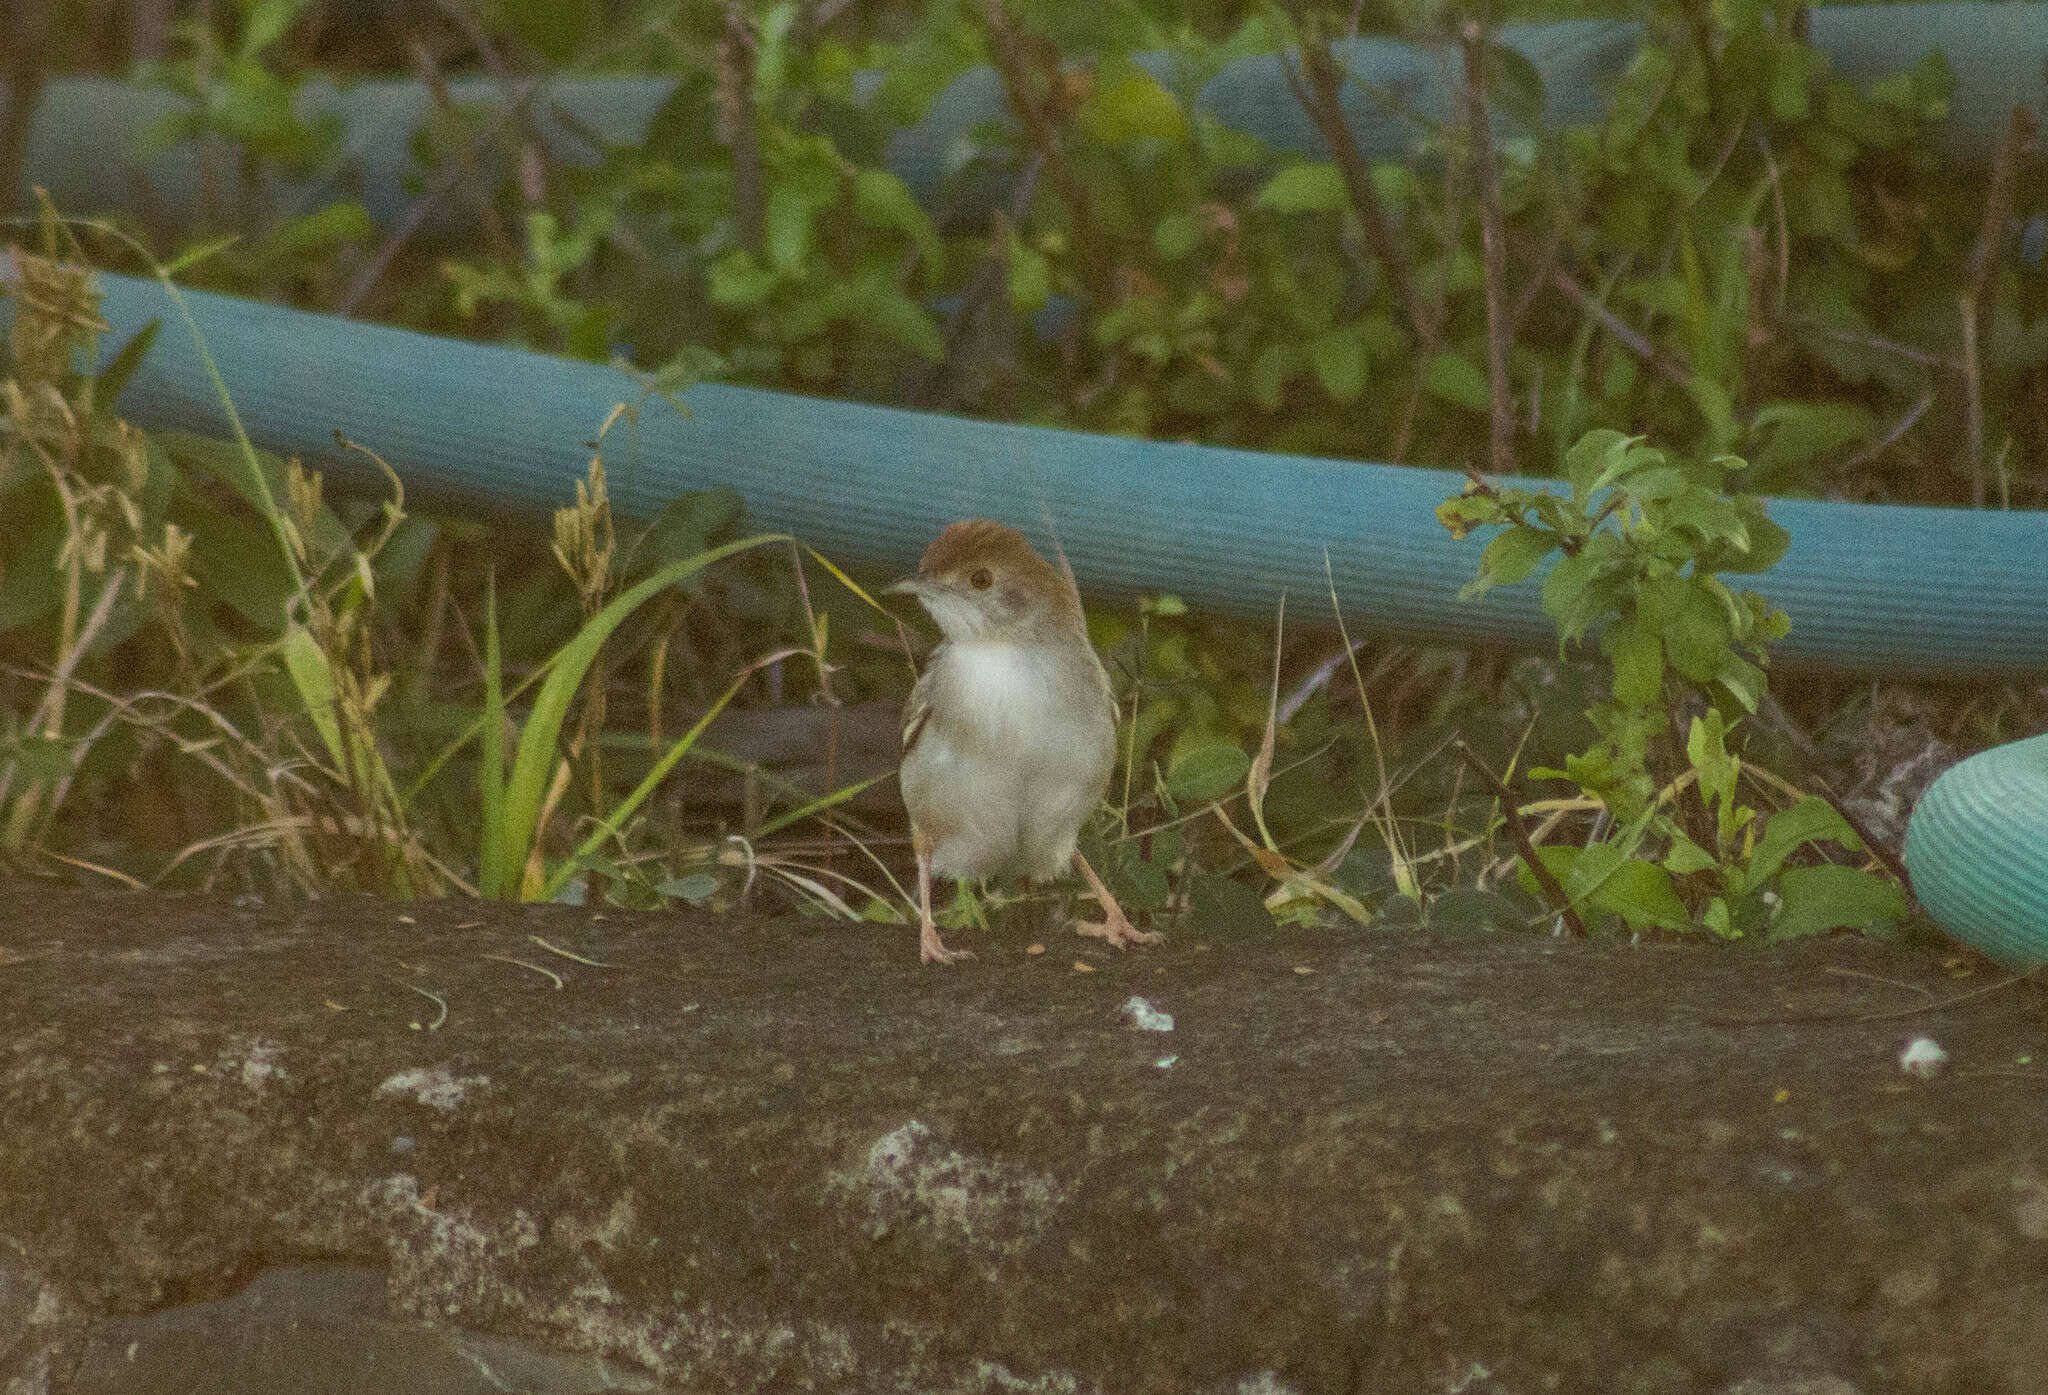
left=906, top=639, right=1114, bottom=882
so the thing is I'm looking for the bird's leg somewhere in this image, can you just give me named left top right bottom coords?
left=915, top=830, right=973, bottom=964
left=1070, top=850, right=1163, bottom=949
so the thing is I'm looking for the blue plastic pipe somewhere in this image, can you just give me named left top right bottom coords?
left=11, top=5, right=2048, bottom=232
left=58, top=271, right=2048, bottom=681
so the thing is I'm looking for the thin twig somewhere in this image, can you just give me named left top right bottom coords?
left=909, top=150, right=1044, bottom=407
left=1458, top=22, right=1514, bottom=477
left=528, top=933, right=613, bottom=967
left=430, top=0, right=550, bottom=217
left=1810, top=775, right=1912, bottom=887
left=1506, top=218, right=1566, bottom=339
left=340, top=66, right=541, bottom=317
left=1545, top=263, right=1692, bottom=386
left=404, top=981, right=449, bottom=1030
left=982, top=0, right=1106, bottom=301
left=718, top=1, right=765, bottom=255
left=1960, top=106, right=2036, bottom=506
left=1705, top=967, right=2041, bottom=1028
left=481, top=953, right=565, bottom=988
left=1453, top=739, right=1586, bottom=937
left=0, top=0, right=53, bottom=221
left=1285, top=36, right=1433, bottom=350
left=1838, top=391, right=1932, bottom=479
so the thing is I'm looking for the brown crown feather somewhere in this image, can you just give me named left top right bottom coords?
left=916, top=518, right=1083, bottom=625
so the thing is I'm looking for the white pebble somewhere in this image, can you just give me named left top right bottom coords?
left=1899, top=1037, right=1948, bottom=1078
left=1120, top=996, right=1174, bottom=1032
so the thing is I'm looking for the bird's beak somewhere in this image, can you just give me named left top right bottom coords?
left=887, top=575, right=931, bottom=598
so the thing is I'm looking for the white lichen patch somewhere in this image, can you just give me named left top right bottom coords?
left=364, top=1173, right=541, bottom=1314
left=1237, top=1372, right=1303, bottom=1395
left=1119, top=996, right=1175, bottom=1032
left=217, top=1037, right=287, bottom=1091
left=376, top=1063, right=488, bottom=1111
left=829, top=1120, right=1063, bottom=1253
left=2012, top=1170, right=2048, bottom=1242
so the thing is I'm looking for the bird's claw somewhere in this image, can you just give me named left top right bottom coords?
left=919, top=929, right=975, bottom=965
left=1073, top=916, right=1164, bottom=951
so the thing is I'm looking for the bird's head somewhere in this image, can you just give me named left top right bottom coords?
left=889, top=519, right=1082, bottom=643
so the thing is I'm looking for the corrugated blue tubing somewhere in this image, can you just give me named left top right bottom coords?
left=1907, top=737, right=2048, bottom=967
left=3, top=2, right=2044, bottom=959
left=72, top=272, right=2048, bottom=679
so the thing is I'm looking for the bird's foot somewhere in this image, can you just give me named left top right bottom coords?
left=1073, top=911, right=1163, bottom=951
left=919, top=923, right=975, bottom=965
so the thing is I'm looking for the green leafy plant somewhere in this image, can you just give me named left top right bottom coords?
left=136, top=0, right=374, bottom=293
left=1441, top=427, right=1905, bottom=938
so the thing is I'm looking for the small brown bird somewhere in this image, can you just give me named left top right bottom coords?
left=891, top=519, right=1162, bottom=964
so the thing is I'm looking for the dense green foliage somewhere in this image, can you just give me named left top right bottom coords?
left=2, top=0, right=2042, bottom=939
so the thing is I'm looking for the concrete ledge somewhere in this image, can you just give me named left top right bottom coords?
left=1, top=883, right=2044, bottom=1394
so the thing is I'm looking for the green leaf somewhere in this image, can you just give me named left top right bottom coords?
left=859, top=290, right=945, bottom=362
left=1587, top=857, right=1690, bottom=932
left=1250, top=341, right=1294, bottom=410
left=1254, top=162, right=1345, bottom=215
left=1741, top=796, right=1859, bottom=894
left=852, top=168, right=940, bottom=267
left=93, top=320, right=160, bottom=415
left=658, top=873, right=720, bottom=904
left=1662, top=832, right=1718, bottom=877
left=495, top=535, right=789, bottom=901
left=1664, top=585, right=1730, bottom=683
left=162, top=234, right=241, bottom=277
left=1308, top=327, right=1366, bottom=403
left=1769, top=865, right=1907, bottom=941
left=502, top=0, right=590, bottom=64
left=1424, top=351, right=1490, bottom=412
left=1426, top=884, right=1532, bottom=932
left=281, top=622, right=346, bottom=773
left=1165, top=734, right=1251, bottom=803
left=1539, top=547, right=1615, bottom=642
left=1187, top=872, right=1278, bottom=935
left=271, top=200, right=373, bottom=256
left=1478, top=524, right=1553, bottom=590
left=1077, top=72, right=1186, bottom=146
left=1714, top=653, right=1765, bottom=714
left=1485, top=41, right=1547, bottom=135
left=1563, top=429, right=1635, bottom=497
left=1607, top=619, right=1664, bottom=708
left=765, top=184, right=815, bottom=275
left=0, top=518, right=65, bottom=633
left=706, top=250, right=777, bottom=307
left=1750, top=401, right=1872, bottom=481
left=1712, top=509, right=1791, bottom=575
left=1154, top=211, right=1203, bottom=261
left=1766, top=36, right=1814, bottom=121
left=238, top=0, right=300, bottom=59
left=633, top=488, right=744, bottom=577
left=1090, top=828, right=1179, bottom=912
left=1007, top=229, right=1051, bottom=313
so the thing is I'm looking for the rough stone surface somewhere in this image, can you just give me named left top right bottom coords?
left=1, top=882, right=2045, bottom=1394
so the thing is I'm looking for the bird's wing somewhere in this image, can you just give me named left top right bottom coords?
left=901, top=663, right=936, bottom=759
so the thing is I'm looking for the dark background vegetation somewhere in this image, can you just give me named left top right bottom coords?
left=0, top=0, right=2041, bottom=945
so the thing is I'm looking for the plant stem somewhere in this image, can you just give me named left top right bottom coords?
left=1959, top=105, right=2035, bottom=507
left=1459, top=21, right=1514, bottom=477
left=982, top=0, right=1108, bottom=302
left=718, top=1, right=765, bottom=256
left=1286, top=37, right=1433, bottom=351
left=1453, top=739, right=1587, bottom=937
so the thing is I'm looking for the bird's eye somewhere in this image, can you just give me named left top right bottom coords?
left=969, top=567, right=993, bottom=590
